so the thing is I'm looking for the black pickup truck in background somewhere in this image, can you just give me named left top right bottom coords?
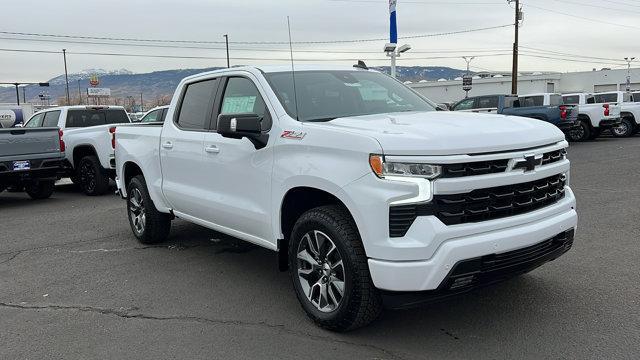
left=0, top=127, right=65, bottom=199
left=451, top=93, right=580, bottom=134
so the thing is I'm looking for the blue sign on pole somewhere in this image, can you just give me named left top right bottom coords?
left=389, top=0, right=397, bottom=44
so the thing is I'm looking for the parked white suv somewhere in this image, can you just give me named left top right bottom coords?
left=24, top=106, right=131, bottom=195
left=562, top=93, right=621, bottom=141
left=115, top=65, right=577, bottom=331
left=592, top=91, right=640, bottom=137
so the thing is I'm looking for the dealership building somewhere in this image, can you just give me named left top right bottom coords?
left=408, top=67, right=640, bottom=104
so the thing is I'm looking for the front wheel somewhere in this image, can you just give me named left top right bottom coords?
left=25, top=180, right=55, bottom=199
left=288, top=205, right=382, bottom=332
left=126, top=175, right=171, bottom=244
left=612, top=118, right=635, bottom=137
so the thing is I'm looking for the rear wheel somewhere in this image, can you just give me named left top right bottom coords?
left=126, top=175, right=171, bottom=244
left=77, top=156, right=110, bottom=196
left=567, top=120, right=591, bottom=142
left=612, top=118, right=635, bottom=137
left=25, top=180, right=55, bottom=199
left=288, top=205, right=382, bottom=332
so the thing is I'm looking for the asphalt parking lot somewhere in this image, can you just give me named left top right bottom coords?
left=1, top=135, right=639, bottom=360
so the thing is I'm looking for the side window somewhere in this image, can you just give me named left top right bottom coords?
left=519, top=96, right=544, bottom=107
left=177, top=79, right=219, bottom=130
left=140, top=110, right=159, bottom=123
left=220, top=77, right=271, bottom=130
left=586, top=96, right=595, bottom=104
left=549, top=95, right=563, bottom=106
left=25, top=113, right=45, bottom=127
left=476, top=96, right=498, bottom=109
left=159, top=108, right=168, bottom=122
left=453, top=98, right=474, bottom=111
left=42, top=110, right=61, bottom=127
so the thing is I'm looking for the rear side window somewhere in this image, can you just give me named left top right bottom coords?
left=519, top=96, right=544, bottom=107
left=42, top=110, right=61, bottom=127
left=594, top=94, right=618, bottom=103
left=140, top=110, right=160, bottom=123
left=25, top=113, right=45, bottom=127
left=177, top=79, right=219, bottom=130
left=549, top=95, right=563, bottom=106
left=476, top=96, right=498, bottom=109
left=562, top=95, right=579, bottom=105
left=453, top=98, right=474, bottom=111
left=66, top=109, right=129, bottom=127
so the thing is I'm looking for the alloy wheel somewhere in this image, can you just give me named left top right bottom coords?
left=296, top=230, right=346, bottom=313
left=129, top=188, right=146, bottom=235
left=80, top=161, right=96, bottom=193
left=613, top=122, right=629, bottom=136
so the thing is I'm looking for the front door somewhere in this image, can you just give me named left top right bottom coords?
left=201, top=75, right=275, bottom=245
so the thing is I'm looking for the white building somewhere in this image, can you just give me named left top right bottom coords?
left=408, top=67, right=640, bottom=104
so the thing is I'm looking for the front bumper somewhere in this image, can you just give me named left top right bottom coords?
left=599, top=118, right=621, bottom=128
left=368, top=199, right=576, bottom=292
left=381, top=229, right=574, bottom=309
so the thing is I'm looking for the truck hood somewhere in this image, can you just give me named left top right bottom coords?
left=308, top=111, right=565, bottom=155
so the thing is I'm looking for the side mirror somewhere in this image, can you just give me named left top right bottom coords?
left=217, top=113, right=269, bottom=149
left=13, top=123, right=24, bottom=128
left=436, top=104, right=449, bottom=111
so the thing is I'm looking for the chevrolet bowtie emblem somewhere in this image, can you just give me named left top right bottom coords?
left=513, top=154, right=543, bottom=172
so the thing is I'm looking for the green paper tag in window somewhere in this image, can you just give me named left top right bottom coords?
left=222, top=96, right=257, bottom=114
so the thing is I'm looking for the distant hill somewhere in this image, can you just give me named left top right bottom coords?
left=0, top=66, right=468, bottom=106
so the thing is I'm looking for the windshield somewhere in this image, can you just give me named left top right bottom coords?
left=264, top=70, right=436, bottom=122
left=66, top=109, right=130, bottom=127
left=562, top=95, right=579, bottom=105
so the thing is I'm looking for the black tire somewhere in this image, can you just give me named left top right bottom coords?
left=567, top=120, right=591, bottom=142
left=126, top=175, right=171, bottom=244
left=589, top=128, right=602, bottom=140
left=25, top=180, right=55, bottom=200
left=288, top=205, right=382, bottom=332
left=612, top=118, right=635, bottom=138
left=77, top=155, right=110, bottom=196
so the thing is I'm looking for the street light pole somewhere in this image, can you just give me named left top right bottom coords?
left=223, top=34, right=230, bottom=68
left=77, top=79, right=82, bottom=105
left=62, top=49, right=71, bottom=105
left=624, top=57, right=635, bottom=92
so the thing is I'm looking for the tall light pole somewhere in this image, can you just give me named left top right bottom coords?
left=624, top=57, right=635, bottom=92
left=223, top=34, right=230, bottom=68
left=62, top=49, right=71, bottom=105
left=462, top=56, right=475, bottom=98
left=77, top=79, right=82, bottom=105
left=508, top=0, right=521, bottom=95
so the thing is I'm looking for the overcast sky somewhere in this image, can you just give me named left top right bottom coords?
left=0, top=0, right=638, bottom=82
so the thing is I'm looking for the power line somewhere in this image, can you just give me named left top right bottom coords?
left=525, top=4, right=640, bottom=30
left=548, top=0, right=640, bottom=14
left=521, top=46, right=628, bottom=63
left=0, top=36, right=510, bottom=54
left=519, top=52, right=628, bottom=66
left=0, top=24, right=512, bottom=46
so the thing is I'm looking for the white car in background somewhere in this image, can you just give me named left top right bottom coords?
left=593, top=91, right=640, bottom=137
left=562, top=93, right=621, bottom=141
left=138, top=106, right=169, bottom=123
left=24, top=106, right=131, bottom=195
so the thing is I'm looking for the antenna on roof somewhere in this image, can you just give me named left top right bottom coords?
left=354, top=60, right=368, bottom=70
left=287, top=16, right=300, bottom=122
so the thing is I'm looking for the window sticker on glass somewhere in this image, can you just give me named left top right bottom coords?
left=222, top=96, right=257, bottom=114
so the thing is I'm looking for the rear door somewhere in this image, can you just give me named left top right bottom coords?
left=200, top=75, right=274, bottom=244
left=160, top=77, right=220, bottom=216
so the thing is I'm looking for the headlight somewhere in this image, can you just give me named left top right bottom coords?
left=369, top=155, right=441, bottom=179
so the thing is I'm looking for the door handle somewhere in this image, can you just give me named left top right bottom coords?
left=204, top=145, right=220, bottom=154
left=162, top=141, right=173, bottom=149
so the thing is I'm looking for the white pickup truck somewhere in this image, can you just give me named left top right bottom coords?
left=562, top=93, right=621, bottom=141
left=592, top=91, right=640, bottom=137
left=115, top=65, right=577, bottom=331
left=24, top=106, right=131, bottom=195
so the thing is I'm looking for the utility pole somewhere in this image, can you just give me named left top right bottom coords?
left=23, top=87, right=26, bottom=103
left=508, top=0, right=521, bottom=95
left=223, top=34, right=230, bottom=68
left=624, top=57, right=635, bottom=92
left=77, top=79, right=82, bottom=105
left=14, top=84, right=20, bottom=105
left=140, top=92, right=143, bottom=112
left=62, top=49, right=71, bottom=105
